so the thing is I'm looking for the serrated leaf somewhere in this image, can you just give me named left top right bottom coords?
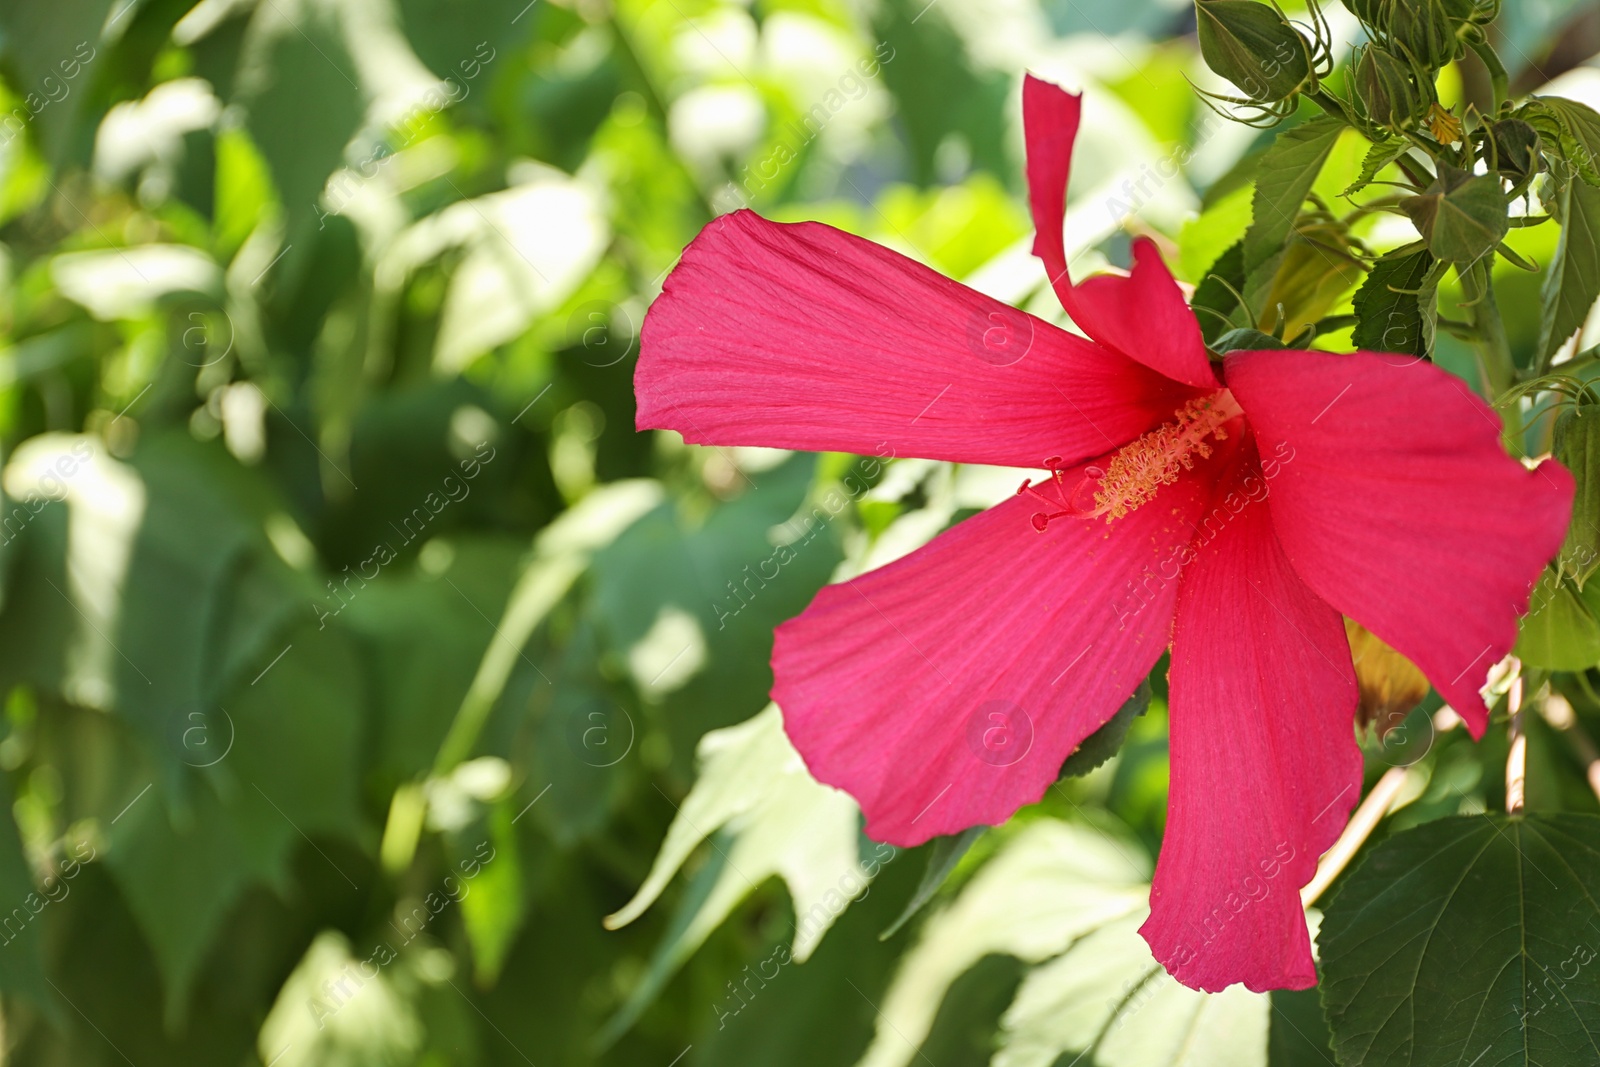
left=1243, top=115, right=1344, bottom=277
left=1517, top=566, right=1600, bottom=670
left=1402, top=172, right=1510, bottom=267
left=1343, top=136, right=1412, bottom=197
left=1555, top=405, right=1600, bottom=586
left=852, top=820, right=1270, bottom=1067
left=1351, top=249, right=1439, bottom=359
left=601, top=704, right=871, bottom=1041
left=1537, top=174, right=1600, bottom=363
left=1059, top=680, right=1151, bottom=778
left=1320, top=814, right=1600, bottom=1066
left=1527, top=95, right=1600, bottom=187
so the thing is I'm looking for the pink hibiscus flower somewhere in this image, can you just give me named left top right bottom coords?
left=634, top=75, right=1574, bottom=992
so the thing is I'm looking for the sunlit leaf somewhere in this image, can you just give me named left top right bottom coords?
left=601, top=703, right=871, bottom=1041
left=995, top=911, right=1268, bottom=1067
left=1242, top=115, right=1342, bottom=286
left=1342, top=135, right=1411, bottom=198
left=853, top=820, right=1160, bottom=1067
left=1516, top=566, right=1600, bottom=670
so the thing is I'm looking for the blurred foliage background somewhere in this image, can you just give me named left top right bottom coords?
left=0, top=0, right=1598, bottom=1064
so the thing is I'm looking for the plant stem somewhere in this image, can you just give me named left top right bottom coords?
left=1460, top=259, right=1517, bottom=397
left=1506, top=669, right=1527, bottom=814
left=1306, top=87, right=1352, bottom=126
left=1468, top=38, right=1509, bottom=117
left=1301, top=765, right=1414, bottom=907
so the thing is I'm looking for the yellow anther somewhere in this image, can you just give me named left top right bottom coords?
left=1091, top=392, right=1241, bottom=520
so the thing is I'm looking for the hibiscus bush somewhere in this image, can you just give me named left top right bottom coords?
left=0, top=0, right=1599, bottom=1064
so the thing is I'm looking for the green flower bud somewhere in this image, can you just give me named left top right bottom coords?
left=1195, top=0, right=1313, bottom=103
left=1339, top=0, right=1385, bottom=26
left=1388, top=0, right=1460, bottom=69
left=1355, top=45, right=1423, bottom=130
left=1489, top=118, right=1542, bottom=184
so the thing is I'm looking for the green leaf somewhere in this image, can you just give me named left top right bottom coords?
left=1210, top=326, right=1288, bottom=352
left=1320, top=814, right=1600, bottom=1066
left=1060, top=679, right=1152, bottom=778
left=1177, top=183, right=1253, bottom=284
left=234, top=0, right=365, bottom=245
left=1192, top=240, right=1249, bottom=343
left=995, top=912, right=1267, bottom=1067
left=1527, top=95, right=1600, bottom=187
left=452, top=797, right=526, bottom=986
left=1402, top=170, right=1510, bottom=267
left=0, top=769, right=50, bottom=1009
left=881, top=827, right=985, bottom=941
left=1537, top=174, right=1600, bottom=363
left=591, top=455, right=842, bottom=778
left=1555, top=405, right=1600, bottom=586
left=1243, top=115, right=1344, bottom=278
left=1351, top=249, right=1439, bottom=359
left=0, top=0, right=114, bottom=162
left=1343, top=135, right=1412, bottom=198
left=256, top=930, right=478, bottom=1067
left=600, top=704, right=871, bottom=1042
left=851, top=820, right=1270, bottom=1067
left=869, top=0, right=1010, bottom=187
left=105, top=619, right=366, bottom=1025
left=1516, top=566, right=1600, bottom=670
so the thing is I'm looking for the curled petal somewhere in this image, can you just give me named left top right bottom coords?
left=1022, top=75, right=1217, bottom=390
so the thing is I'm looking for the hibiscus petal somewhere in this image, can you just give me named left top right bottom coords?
left=1226, top=349, right=1575, bottom=735
left=1141, top=439, right=1361, bottom=992
left=773, top=466, right=1214, bottom=847
left=1022, top=74, right=1083, bottom=301
left=1021, top=75, right=1218, bottom=390
left=637, top=209, right=1187, bottom=469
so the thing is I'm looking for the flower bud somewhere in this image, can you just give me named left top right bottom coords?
left=1339, top=0, right=1385, bottom=26
left=1489, top=118, right=1541, bottom=184
left=1355, top=45, right=1423, bottom=130
left=1388, top=0, right=1460, bottom=69
left=1195, top=0, right=1313, bottom=103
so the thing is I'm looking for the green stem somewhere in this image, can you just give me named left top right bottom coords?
left=1460, top=259, right=1516, bottom=397
left=1468, top=38, right=1510, bottom=117
left=1306, top=87, right=1352, bottom=126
